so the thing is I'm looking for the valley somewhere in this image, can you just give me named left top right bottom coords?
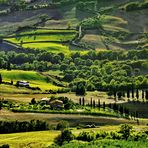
left=0, top=0, right=148, bottom=148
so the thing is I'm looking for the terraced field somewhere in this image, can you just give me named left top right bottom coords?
left=4, top=29, right=77, bottom=54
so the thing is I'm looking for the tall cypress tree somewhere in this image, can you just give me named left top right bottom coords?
left=103, top=102, right=105, bottom=111
left=142, top=90, right=144, bottom=99
left=0, top=101, right=2, bottom=110
left=90, top=98, right=93, bottom=108
left=132, top=89, right=134, bottom=99
left=146, top=90, right=148, bottom=101
left=108, top=103, right=111, bottom=109
left=82, top=97, right=85, bottom=106
left=79, top=98, right=81, bottom=105
left=0, top=74, right=2, bottom=84
left=98, top=99, right=100, bottom=110
left=127, top=90, right=130, bottom=99
left=93, top=100, right=96, bottom=108
left=136, top=89, right=139, bottom=100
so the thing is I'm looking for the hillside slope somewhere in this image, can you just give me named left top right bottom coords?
left=0, top=0, right=147, bottom=51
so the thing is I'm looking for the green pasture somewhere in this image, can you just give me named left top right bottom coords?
left=6, top=33, right=76, bottom=43
left=0, top=70, right=61, bottom=90
left=22, top=42, right=70, bottom=54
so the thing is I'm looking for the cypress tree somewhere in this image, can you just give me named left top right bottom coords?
left=142, top=90, right=144, bottom=99
left=103, top=102, right=105, bottom=111
left=132, top=89, right=134, bottom=99
left=0, top=101, right=2, bottom=110
left=82, top=97, right=85, bottom=106
left=122, top=92, right=125, bottom=97
left=0, top=74, right=2, bottom=84
left=79, top=98, right=81, bottom=105
left=117, top=92, right=122, bottom=99
left=113, top=91, right=116, bottom=99
left=98, top=99, right=100, bottom=110
left=119, top=105, right=124, bottom=115
left=108, top=103, right=111, bottom=109
left=90, top=98, right=93, bottom=108
left=136, top=89, right=139, bottom=100
left=146, top=90, right=148, bottom=101
left=127, top=90, right=130, bottom=99
left=93, top=100, right=96, bottom=108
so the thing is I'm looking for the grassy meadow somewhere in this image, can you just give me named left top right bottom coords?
left=0, top=131, right=59, bottom=148
left=0, top=125, right=148, bottom=148
left=0, top=70, right=61, bottom=91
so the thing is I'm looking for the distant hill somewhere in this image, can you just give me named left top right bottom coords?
left=0, top=0, right=147, bottom=51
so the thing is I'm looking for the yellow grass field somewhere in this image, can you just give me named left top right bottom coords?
left=0, top=125, right=148, bottom=148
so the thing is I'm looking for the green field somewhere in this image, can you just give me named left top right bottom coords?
left=4, top=29, right=77, bottom=54
left=22, top=42, right=70, bottom=54
left=0, top=70, right=61, bottom=91
left=6, top=29, right=77, bottom=43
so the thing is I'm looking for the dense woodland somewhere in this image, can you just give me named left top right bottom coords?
left=0, top=49, right=148, bottom=94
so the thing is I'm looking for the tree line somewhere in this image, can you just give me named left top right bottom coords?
left=0, top=120, right=49, bottom=134
left=79, top=97, right=140, bottom=120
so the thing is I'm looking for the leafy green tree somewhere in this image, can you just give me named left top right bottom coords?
left=7, top=61, right=11, bottom=71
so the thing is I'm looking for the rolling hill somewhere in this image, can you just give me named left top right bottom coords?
left=0, top=0, right=147, bottom=52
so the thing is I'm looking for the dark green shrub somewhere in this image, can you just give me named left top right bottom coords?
left=77, top=131, right=95, bottom=142
left=55, top=129, right=75, bottom=146
left=130, top=132, right=148, bottom=141
left=0, top=144, right=9, bottom=148
left=96, top=131, right=109, bottom=139
left=110, top=131, right=122, bottom=140
left=119, top=124, right=133, bottom=140
left=56, top=121, right=69, bottom=130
